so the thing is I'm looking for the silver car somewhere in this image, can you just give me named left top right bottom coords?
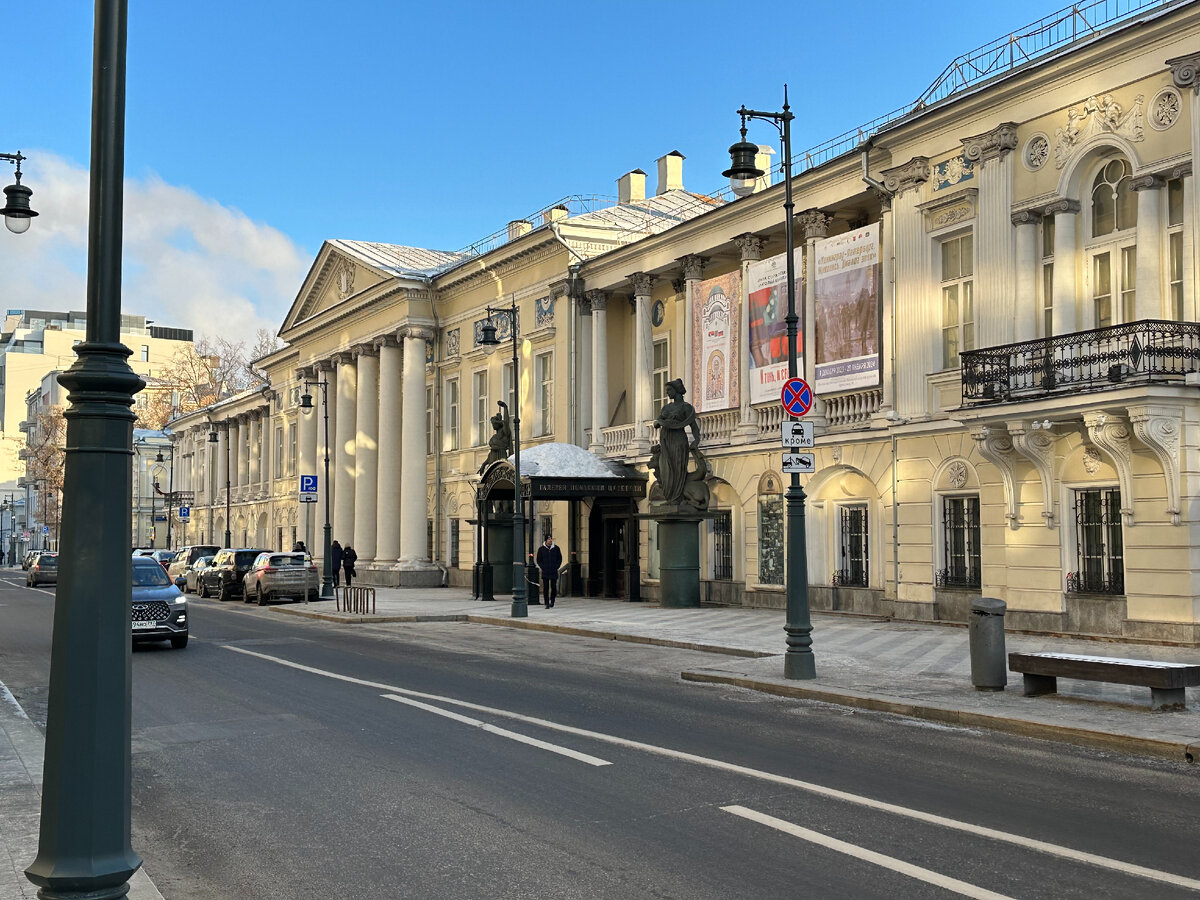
left=182, top=555, right=215, bottom=594
left=26, top=552, right=58, bottom=586
left=242, top=552, right=319, bottom=606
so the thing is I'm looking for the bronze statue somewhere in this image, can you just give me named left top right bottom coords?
left=650, top=378, right=706, bottom=509
left=480, top=400, right=512, bottom=472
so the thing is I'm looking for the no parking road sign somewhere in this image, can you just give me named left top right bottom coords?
left=781, top=377, right=813, bottom=418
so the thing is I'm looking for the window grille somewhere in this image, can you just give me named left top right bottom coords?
left=1068, top=488, right=1123, bottom=594
left=450, top=519, right=460, bottom=568
left=936, top=496, right=980, bottom=588
left=833, top=505, right=869, bottom=587
left=712, top=511, right=732, bottom=580
left=758, top=495, right=784, bottom=585
left=427, top=519, right=434, bottom=559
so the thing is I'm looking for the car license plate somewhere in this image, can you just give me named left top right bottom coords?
left=132, top=621, right=157, bottom=630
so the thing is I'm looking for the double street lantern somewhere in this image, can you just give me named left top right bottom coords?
left=1, top=151, right=38, bottom=234
left=207, top=424, right=232, bottom=547
left=300, top=381, right=335, bottom=599
left=724, top=86, right=816, bottom=681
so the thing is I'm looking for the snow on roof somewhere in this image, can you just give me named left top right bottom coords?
left=328, top=239, right=471, bottom=279
left=509, top=442, right=624, bottom=478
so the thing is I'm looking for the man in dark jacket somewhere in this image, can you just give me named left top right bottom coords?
left=535, top=536, right=562, bottom=608
left=330, top=540, right=343, bottom=587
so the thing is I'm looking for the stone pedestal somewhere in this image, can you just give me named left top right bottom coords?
left=656, top=516, right=703, bottom=608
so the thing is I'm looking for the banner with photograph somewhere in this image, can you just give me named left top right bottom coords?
left=814, top=222, right=880, bottom=393
left=691, top=271, right=740, bottom=413
left=746, top=250, right=801, bottom=404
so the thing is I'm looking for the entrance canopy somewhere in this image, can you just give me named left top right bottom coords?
left=478, top=443, right=646, bottom=502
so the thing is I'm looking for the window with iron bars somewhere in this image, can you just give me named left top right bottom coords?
left=449, top=519, right=460, bottom=568
left=712, top=511, right=732, bottom=580
left=936, top=496, right=980, bottom=589
left=1067, top=488, right=1124, bottom=594
left=833, top=504, right=869, bottom=587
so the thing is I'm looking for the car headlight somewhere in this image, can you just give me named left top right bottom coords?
left=170, top=595, right=187, bottom=606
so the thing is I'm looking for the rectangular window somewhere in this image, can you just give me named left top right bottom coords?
left=502, top=360, right=516, bottom=412
left=473, top=370, right=489, bottom=447
left=535, top=352, right=553, bottom=436
left=538, top=515, right=553, bottom=546
left=1120, top=246, right=1136, bottom=324
left=450, top=519, right=460, bottom=568
left=1040, top=217, right=1054, bottom=337
left=758, top=494, right=784, bottom=585
left=834, top=505, right=869, bottom=587
left=1168, top=178, right=1185, bottom=321
left=287, top=423, right=297, bottom=476
left=940, top=234, right=974, bottom=368
left=274, top=427, right=283, bottom=480
left=652, top=339, right=670, bottom=414
left=938, top=496, right=980, bottom=588
left=425, top=386, right=434, bottom=456
left=445, top=378, right=460, bottom=451
left=140, top=345, right=149, bottom=362
left=1069, top=488, right=1124, bottom=594
left=712, top=511, right=732, bottom=580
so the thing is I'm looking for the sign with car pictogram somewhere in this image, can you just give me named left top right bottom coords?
left=780, top=421, right=814, bottom=448
left=782, top=452, right=815, bottom=474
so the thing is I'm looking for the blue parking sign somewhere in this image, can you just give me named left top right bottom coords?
left=178, top=505, right=190, bottom=520
left=299, top=475, right=318, bottom=503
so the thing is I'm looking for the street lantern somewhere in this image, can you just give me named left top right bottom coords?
left=1, top=151, right=38, bottom=234
left=722, top=127, right=765, bottom=199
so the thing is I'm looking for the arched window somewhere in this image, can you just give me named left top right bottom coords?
left=1087, top=157, right=1137, bottom=328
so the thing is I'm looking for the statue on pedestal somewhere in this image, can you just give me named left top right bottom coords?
left=479, top=401, right=512, bottom=473
left=649, top=378, right=709, bottom=512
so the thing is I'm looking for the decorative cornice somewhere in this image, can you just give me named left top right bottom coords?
left=971, top=425, right=1020, bottom=528
left=1083, top=412, right=1135, bottom=527
left=627, top=272, right=654, bottom=296
left=1168, top=53, right=1200, bottom=94
left=881, top=156, right=930, bottom=197
left=796, top=210, right=830, bottom=241
left=1043, top=198, right=1081, bottom=217
left=1128, top=404, right=1182, bottom=526
left=732, top=232, right=764, bottom=262
left=586, top=290, right=608, bottom=312
left=961, top=122, right=1019, bottom=165
left=1008, top=420, right=1056, bottom=526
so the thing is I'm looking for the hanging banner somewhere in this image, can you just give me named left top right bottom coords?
left=814, top=222, right=881, bottom=393
left=691, top=271, right=741, bottom=413
left=747, top=250, right=802, bottom=404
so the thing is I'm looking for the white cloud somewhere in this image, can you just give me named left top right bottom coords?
left=0, top=152, right=308, bottom=342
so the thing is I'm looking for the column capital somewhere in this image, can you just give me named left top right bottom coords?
left=797, top=209, right=830, bottom=241
left=732, top=232, right=764, bottom=262
left=373, top=333, right=399, bottom=351
left=1043, top=198, right=1081, bottom=217
left=679, top=255, right=707, bottom=281
left=315, top=358, right=335, bottom=373
left=881, top=156, right=930, bottom=197
left=1172, top=162, right=1193, bottom=180
left=352, top=342, right=379, bottom=358
left=400, top=324, right=436, bottom=342
left=1168, top=53, right=1200, bottom=94
left=585, top=289, right=608, bottom=312
left=1011, top=208, right=1042, bottom=226
left=961, top=122, right=1019, bottom=165
left=1130, top=174, right=1164, bottom=192
left=627, top=272, right=654, bottom=296
left=294, top=366, right=314, bottom=382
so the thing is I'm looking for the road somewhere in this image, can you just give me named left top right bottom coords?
left=2, top=571, right=1199, bottom=899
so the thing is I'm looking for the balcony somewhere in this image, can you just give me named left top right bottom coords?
left=960, top=320, right=1200, bottom=405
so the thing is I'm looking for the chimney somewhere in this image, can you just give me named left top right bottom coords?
left=753, top=145, right=775, bottom=194
left=617, top=169, right=646, bottom=205
left=507, top=219, right=533, bottom=241
left=541, top=204, right=569, bottom=226
left=656, top=150, right=685, bottom=195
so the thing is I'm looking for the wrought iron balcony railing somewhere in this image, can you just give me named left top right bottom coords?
left=935, top=566, right=981, bottom=589
left=960, top=319, right=1200, bottom=404
left=832, top=568, right=869, bottom=588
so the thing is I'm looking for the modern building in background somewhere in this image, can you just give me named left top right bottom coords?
left=167, top=0, right=1200, bottom=642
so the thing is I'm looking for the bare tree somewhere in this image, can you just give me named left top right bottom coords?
left=25, top=405, right=66, bottom=547
left=136, top=337, right=258, bottom=429
left=246, top=328, right=282, bottom=388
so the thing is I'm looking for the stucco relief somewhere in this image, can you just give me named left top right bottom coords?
left=445, top=329, right=460, bottom=359
left=1081, top=446, right=1103, bottom=474
left=1150, top=87, right=1182, bottom=131
left=971, top=426, right=1019, bottom=528
left=946, top=460, right=969, bottom=489
left=1053, top=94, right=1144, bottom=169
left=1023, top=134, right=1049, bottom=171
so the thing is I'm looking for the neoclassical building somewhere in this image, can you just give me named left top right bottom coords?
left=168, top=0, right=1200, bottom=641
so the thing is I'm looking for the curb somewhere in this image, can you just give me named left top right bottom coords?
left=680, top=669, right=1197, bottom=763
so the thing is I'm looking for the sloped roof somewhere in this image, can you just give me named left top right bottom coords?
left=327, top=239, right=471, bottom=280
left=568, top=189, right=723, bottom=236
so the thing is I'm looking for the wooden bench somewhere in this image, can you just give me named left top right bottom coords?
left=1008, top=652, right=1200, bottom=712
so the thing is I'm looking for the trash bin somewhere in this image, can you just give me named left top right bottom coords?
left=968, top=597, right=1007, bottom=691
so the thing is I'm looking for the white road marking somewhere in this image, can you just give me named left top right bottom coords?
left=381, top=693, right=611, bottom=766
left=223, top=645, right=1200, bottom=893
left=723, top=806, right=1013, bottom=900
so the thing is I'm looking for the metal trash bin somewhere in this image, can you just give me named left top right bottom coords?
left=969, top=597, right=1007, bottom=691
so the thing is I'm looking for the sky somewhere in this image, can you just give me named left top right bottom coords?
left=0, top=0, right=1074, bottom=342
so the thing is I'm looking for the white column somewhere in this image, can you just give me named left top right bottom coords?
left=680, top=255, right=705, bottom=390
left=877, top=198, right=896, bottom=413
left=798, top=210, right=831, bottom=423
left=323, top=362, right=338, bottom=543
left=963, top=124, right=1018, bottom=348
left=588, top=291, right=608, bottom=454
left=1049, top=199, right=1080, bottom=334
left=376, top=338, right=403, bottom=563
left=1012, top=211, right=1040, bottom=343
left=296, top=368, right=316, bottom=484
left=249, top=412, right=261, bottom=487
left=630, top=273, right=653, bottom=454
left=1170, top=56, right=1200, bottom=321
left=354, top=346, right=379, bottom=562
left=238, top=416, right=249, bottom=487
left=1133, top=175, right=1164, bottom=320
left=217, top=423, right=229, bottom=538
left=400, top=326, right=434, bottom=569
left=733, top=233, right=762, bottom=437
left=333, top=353, right=357, bottom=547
left=1182, top=168, right=1196, bottom=320
left=579, top=301, right=593, bottom=448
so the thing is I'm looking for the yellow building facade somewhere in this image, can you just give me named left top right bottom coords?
left=170, top=1, right=1200, bottom=642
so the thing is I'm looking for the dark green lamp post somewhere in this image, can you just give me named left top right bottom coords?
left=725, top=86, right=816, bottom=681
left=0, top=150, right=38, bottom=234
left=479, top=306, right=528, bottom=618
left=300, top=380, right=335, bottom=599
left=206, top=423, right=232, bottom=547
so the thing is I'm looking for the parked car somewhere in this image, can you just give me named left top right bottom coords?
left=197, top=548, right=269, bottom=601
left=182, top=555, right=215, bottom=594
left=133, top=548, right=156, bottom=557
left=166, top=544, right=221, bottom=586
left=26, top=552, right=58, bottom=587
left=131, top=555, right=188, bottom=649
left=150, top=550, right=174, bottom=571
left=242, top=552, right=319, bottom=606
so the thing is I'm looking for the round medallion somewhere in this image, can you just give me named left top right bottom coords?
left=651, top=300, right=665, bottom=327
left=1150, top=88, right=1182, bottom=131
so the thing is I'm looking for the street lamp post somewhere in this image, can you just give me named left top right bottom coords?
left=300, top=379, right=335, bottom=599
left=479, top=303, right=528, bottom=619
left=723, top=86, right=816, bottom=680
left=0, top=150, right=38, bottom=234
left=25, top=2, right=145, bottom=896
left=156, top=444, right=174, bottom=549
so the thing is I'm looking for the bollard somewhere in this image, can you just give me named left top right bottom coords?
left=968, top=597, right=1007, bottom=691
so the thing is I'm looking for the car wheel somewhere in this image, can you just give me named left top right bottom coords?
left=218, top=581, right=231, bottom=602
left=198, top=579, right=208, bottom=598
left=257, top=586, right=268, bottom=607
left=170, top=634, right=188, bottom=649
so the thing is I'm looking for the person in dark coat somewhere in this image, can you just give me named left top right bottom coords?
left=535, top=536, right=562, bottom=608
left=342, top=545, right=358, bottom=588
left=330, top=540, right=344, bottom=587
left=293, top=540, right=307, bottom=553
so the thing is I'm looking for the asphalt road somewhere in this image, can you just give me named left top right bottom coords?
left=2, top=572, right=1200, bottom=899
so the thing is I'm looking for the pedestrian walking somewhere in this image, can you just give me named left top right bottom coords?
left=293, top=540, right=307, bottom=553
left=330, top=540, right=344, bottom=587
left=535, top=535, right=562, bottom=608
left=342, top=545, right=358, bottom=588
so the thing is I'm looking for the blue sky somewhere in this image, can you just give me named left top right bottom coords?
left=1, top=0, right=1069, bottom=338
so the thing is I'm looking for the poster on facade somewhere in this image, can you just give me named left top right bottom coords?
left=814, top=222, right=880, bottom=393
left=691, top=271, right=740, bottom=413
left=747, top=250, right=801, bottom=404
